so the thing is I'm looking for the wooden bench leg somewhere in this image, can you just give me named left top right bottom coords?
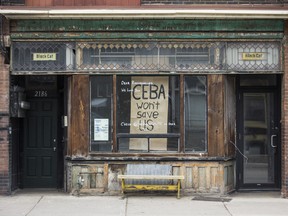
left=121, top=179, right=126, bottom=194
left=177, top=179, right=181, bottom=199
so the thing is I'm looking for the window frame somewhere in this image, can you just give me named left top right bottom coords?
left=90, top=75, right=113, bottom=152
left=184, top=75, right=208, bottom=153
left=116, top=75, right=181, bottom=153
left=89, top=74, right=208, bottom=154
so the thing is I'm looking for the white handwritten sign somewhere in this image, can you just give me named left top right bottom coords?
left=129, top=76, right=169, bottom=151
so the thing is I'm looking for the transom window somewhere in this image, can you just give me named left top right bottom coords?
left=78, top=42, right=218, bottom=72
left=12, top=41, right=281, bottom=73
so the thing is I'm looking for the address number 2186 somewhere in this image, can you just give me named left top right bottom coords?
left=34, top=90, right=48, bottom=97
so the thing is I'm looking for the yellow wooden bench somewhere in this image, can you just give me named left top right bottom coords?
left=118, top=175, right=184, bottom=199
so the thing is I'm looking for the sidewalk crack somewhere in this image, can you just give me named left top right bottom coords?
left=223, top=202, right=233, bottom=216
left=25, top=196, right=44, bottom=216
left=124, top=197, right=128, bottom=216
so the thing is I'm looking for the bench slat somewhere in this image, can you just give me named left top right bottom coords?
left=118, top=175, right=184, bottom=180
left=124, top=184, right=178, bottom=191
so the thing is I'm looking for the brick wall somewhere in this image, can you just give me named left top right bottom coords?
left=141, top=0, right=284, bottom=4
left=24, top=0, right=286, bottom=7
left=25, top=0, right=140, bottom=7
left=0, top=53, right=10, bottom=195
left=282, top=20, right=288, bottom=198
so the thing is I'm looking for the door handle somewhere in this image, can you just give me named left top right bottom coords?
left=53, top=147, right=57, bottom=152
left=271, top=135, right=277, bottom=148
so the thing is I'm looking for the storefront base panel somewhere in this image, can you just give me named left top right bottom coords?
left=66, top=160, right=235, bottom=196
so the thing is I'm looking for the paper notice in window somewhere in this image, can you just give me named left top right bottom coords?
left=129, top=76, right=169, bottom=151
left=94, top=119, right=109, bottom=141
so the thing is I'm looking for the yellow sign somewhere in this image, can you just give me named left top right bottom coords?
left=242, top=53, right=265, bottom=61
left=33, top=53, right=57, bottom=61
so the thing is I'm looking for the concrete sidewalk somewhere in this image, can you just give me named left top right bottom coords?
left=0, top=190, right=288, bottom=216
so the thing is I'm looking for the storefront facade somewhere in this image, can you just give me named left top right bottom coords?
left=1, top=4, right=288, bottom=197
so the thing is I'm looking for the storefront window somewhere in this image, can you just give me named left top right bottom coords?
left=90, top=76, right=113, bottom=151
left=185, top=76, right=207, bottom=152
left=117, top=76, right=180, bottom=152
left=90, top=75, right=207, bottom=153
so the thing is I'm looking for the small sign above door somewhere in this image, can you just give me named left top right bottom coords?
left=242, top=52, right=265, bottom=61
left=33, top=53, right=57, bottom=61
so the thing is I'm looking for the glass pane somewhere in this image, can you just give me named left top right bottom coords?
left=243, top=93, right=275, bottom=184
left=90, top=76, right=112, bottom=151
left=78, top=42, right=218, bottom=72
left=117, top=76, right=180, bottom=152
left=240, top=75, right=277, bottom=86
left=118, top=137, right=179, bottom=152
left=83, top=46, right=134, bottom=69
left=184, top=76, right=207, bottom=152
left=12, top=42, right=75, bottom=71
left=174, top=47, right=210, bottom=70
left=226, top=42, right=280, bottom=71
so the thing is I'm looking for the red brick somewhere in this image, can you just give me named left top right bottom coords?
left=0, top=53, right=10, bottom=195
left=281, top=21, right=288, bottom=197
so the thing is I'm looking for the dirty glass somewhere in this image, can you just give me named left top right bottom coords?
left=184, top=76, right=207, bottom=152
left=117, top=75, right=180, bottom=152
left=90, top=76, right=113, bottom=151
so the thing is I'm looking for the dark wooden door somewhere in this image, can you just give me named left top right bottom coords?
left=23, top=99, right=58, bottom=188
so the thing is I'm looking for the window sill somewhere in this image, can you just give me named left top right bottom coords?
left=66, top=154, right=234, bottom=162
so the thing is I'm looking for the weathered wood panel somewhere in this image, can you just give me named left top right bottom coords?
left=11, top=20, right=284, bottom=33
left=71, top=165, right=106, bottom=195
left=67, top=77, right=72, bottom=156
left=69, top=75, right=89, bottom=157
left=185, top=167, right=193, bottom=188
left=198, top=167, right=206, bottom=190
left=208, top=75, right=225, bottom=156
left=210, top=167, right=219, bottom=192
left=225, top=76, right=236, bottom=157
left=179, top=75, right=184, bottom=152
left=12, top=32, right=282, bottom=40
left=108, top=164, right=125, bottom=192
left=183, top=164, right=222, bottom=193
left=68, top=161, right=235, bottom=195
left=11, top=19, right=283, bottom=41
left=112, top=75, right=117, bottom=152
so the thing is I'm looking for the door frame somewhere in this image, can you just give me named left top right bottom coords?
left=236, top=75, right=282, bottom=190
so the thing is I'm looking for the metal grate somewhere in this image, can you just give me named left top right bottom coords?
left=126, top=164, right=172, bottom=185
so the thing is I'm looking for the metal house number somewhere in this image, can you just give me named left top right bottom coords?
left=34, top=90, right=48, bottom=97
